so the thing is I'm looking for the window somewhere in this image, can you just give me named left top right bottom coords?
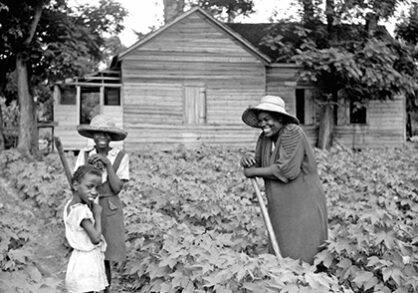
left=104, top=88, right=120, bottom=105
left=80, top=87, right=100, bottom=124
left=350, top=101, right=367, bottom=124
left=295, top=88, right=315, bottom=125
left=295, top=89, right=305, bottom=124
left=60, top=87, right=76, bottom=105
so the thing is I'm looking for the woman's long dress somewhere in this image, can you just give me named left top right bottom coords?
left=255, top=123, right=328, bottom=264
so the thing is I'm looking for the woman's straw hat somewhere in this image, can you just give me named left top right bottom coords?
left=242, top=95, right=299, bottom=128
left=77, top=114, right=127, bottom=141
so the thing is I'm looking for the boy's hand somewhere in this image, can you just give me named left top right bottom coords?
left=88, top=154, right=111, bottom=169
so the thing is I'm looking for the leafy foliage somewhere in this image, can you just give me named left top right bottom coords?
left=0, top=149, right=67, bottom=292
left=1, top=144, right=418, bottom=292
left=1, top=96, right=19, bottom=128
left=0, top=0, right=127, bottom=155
left=293, top=38, right=418, bottom=103
left=189, top=0, right=255, bottom=22
left=0, top=0, right=127, bottom=86
left=315, top=144, right=418, bottom=292
left=119, top=145, right=347, bottom=292
left=0, top=149, right=70, bottom=215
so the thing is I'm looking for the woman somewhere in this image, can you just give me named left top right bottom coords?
left=74, top=114, right=129, bottom=292
left=241, top=95, right=327, bottom=264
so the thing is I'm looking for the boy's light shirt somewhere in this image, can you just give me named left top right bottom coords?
left=74, top=147, right=130, bottom=182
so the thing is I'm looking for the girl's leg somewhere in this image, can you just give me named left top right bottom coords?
left=104, top=260, right=111, bottom=293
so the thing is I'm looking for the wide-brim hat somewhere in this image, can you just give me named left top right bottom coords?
left=242, top=95, right=299, bottom=128
left=77, top=114, right=127, bottom=141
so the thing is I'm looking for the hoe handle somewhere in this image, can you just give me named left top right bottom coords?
left=54, top=137, right=72, bottom=187
left=250, top=178, right=282, bottom=260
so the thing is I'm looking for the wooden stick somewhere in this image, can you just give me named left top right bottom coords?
left=250, top=178, right=282, bottom=260
left=54, top=137, right=72, bottom=187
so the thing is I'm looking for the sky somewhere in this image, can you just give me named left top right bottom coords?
left=70, top=0, right=301, bottom=47
left=69, top=0, right=403, bottom=47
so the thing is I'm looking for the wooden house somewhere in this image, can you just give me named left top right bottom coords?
left=53, top=7, right=406, bottom=151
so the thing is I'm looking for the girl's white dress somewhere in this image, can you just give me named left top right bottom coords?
left=64, top=201, right=108, bottom=293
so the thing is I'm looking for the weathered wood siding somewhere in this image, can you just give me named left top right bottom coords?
left=334, top=95, right=406, bottom=148
left=121, top=11, right=266, bottom=148
left=266, top=65, right=299, bottom=113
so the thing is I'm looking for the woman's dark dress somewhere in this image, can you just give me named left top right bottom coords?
left=254, top=123, right=328, bottom=264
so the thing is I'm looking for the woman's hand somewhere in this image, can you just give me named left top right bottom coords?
left=241, top=153, right=256, bottom=168
left=243, top=167, right=257, bottom=178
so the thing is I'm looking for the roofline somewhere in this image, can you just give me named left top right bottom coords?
left=269, top=63, right=300, bottom=68
left=118, top=7, right=271, bottom=64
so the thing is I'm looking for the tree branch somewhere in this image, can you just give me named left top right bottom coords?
left=23, top=3, right=43, bottom=46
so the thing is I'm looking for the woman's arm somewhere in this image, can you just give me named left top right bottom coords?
left=244, top=166, right=275, bottom=178
left=244, top=125, right=305, bottom=182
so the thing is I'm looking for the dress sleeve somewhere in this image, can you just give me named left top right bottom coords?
left=66, top=204, right=94, bottom=231
left=116, top=152, right=130, bottom=180
left=269, top=125, right=304, bottom=183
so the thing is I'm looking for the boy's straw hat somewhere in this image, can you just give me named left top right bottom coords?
left=77, top=114, right=127, bottom=141
left=242, top=95, right=299, bottom=128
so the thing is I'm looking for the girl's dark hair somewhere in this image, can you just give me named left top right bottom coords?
left=72, top=164, right=102, bottom=184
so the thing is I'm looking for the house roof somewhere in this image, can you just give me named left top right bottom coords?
left=118, top=7, right=272, bottom=64
left=116, top=7, right=393, bottom=66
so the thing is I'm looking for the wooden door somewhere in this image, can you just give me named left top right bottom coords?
left=184, top=86, right=206, bottom=125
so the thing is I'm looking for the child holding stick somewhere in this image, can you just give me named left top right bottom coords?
left=64, top=164, right=108, bottom=293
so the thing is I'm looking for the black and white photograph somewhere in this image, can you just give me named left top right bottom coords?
left=1, top=0, right=418, bottom=292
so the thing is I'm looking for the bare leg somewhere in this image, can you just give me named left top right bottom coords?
left=104, top=260, right=111, bottom=293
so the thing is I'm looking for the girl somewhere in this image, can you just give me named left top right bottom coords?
left=75, top=114, right=129, bottom=292
left=64, top=164, right=108, bottom=293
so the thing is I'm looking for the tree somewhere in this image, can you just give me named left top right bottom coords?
left=0, top=0, right=127, bottom=155
left=190, top=0, right=254, bottom=22
left=162, top=0, right=254, bottom=23
left=395, top=2, right=418, bottom=136
left=264, top=0, right=417, bottom=149
left=102, top=36, right=127, bottom=68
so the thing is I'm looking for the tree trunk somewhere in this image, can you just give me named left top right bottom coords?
left=0, top=102, right=4, bottom=151
left=16, top=53, right=38, bottom=156
left=15, top=3, right=42, bottom=156
left=325, top=0, right=335, bottom=37
left=300, top=0, right=315, bottom=24
left=317, top=102, right=335, bottom=149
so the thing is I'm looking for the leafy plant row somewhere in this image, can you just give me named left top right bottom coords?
left=119, top=145, right=350, bottom=292
left=315, top=145, right=418, bottom=292
left=0, top=149, right=68, bottom=292
left=1, top=144, right=418, bottom=292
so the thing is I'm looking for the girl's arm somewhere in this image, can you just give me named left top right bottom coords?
left=80, top=203, right=103, bottom=245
